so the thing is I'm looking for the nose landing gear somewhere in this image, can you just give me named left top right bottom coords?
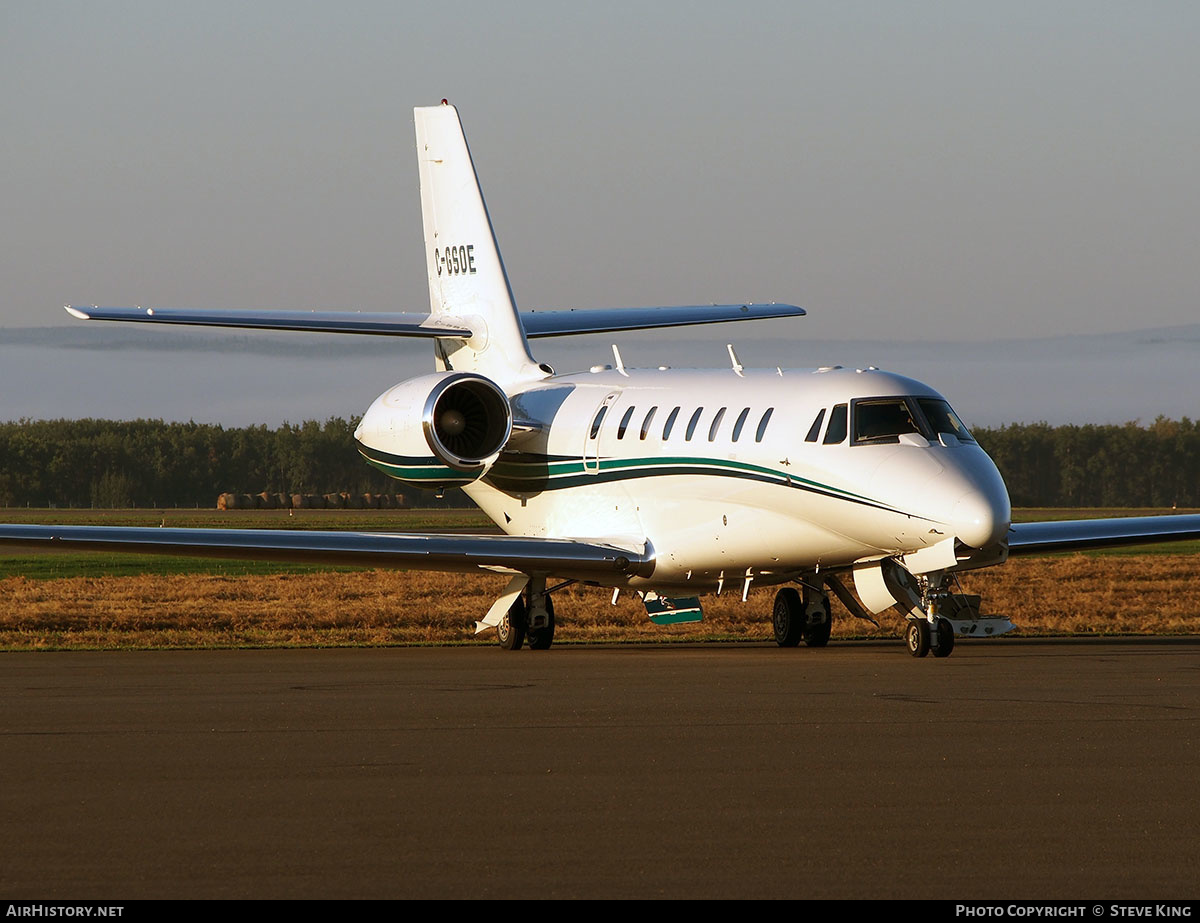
left=904, top=616, right=955, bottom=658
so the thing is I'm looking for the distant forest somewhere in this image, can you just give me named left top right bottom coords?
left=0, top=416, right=1197, bottom=509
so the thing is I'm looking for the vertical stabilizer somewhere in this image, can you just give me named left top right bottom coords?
left=415, top=103, right=545, bottom=386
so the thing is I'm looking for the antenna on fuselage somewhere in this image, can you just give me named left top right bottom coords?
left=611, top=344, right=628, bottom=377
left=727, top=344, right=744, bottom=377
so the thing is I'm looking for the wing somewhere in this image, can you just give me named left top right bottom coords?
left=1006, top=514, right=1200, bottom=556
left=0, top=525, right=654, bottom=578
left=519, top=303, right=805, bottom=337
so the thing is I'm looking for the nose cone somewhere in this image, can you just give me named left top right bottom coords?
left=950, top=485, right=1011, bottom=549
left=945, top=447, right=1012, bottom=548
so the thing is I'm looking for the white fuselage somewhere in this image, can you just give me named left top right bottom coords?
left=358, top=365, right=1012, bottom=593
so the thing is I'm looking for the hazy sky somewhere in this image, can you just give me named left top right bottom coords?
left=3, top=1, right=1198, bottom=344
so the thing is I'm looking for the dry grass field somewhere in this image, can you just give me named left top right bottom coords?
left=2, top=552, right=1198, bottom=650
left=3, top=507, right=1197, bottom=649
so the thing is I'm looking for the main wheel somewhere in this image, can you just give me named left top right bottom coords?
left=497, top=595, right=527, bottom=650
left=932, top=618, right=955, bottom=658
left=526, top=593, right=556, bottom=650
left=905, top=619, right=930, bottom=658
left=803, top=594, right=832, bottom=648
left=773, top=588, right=804, bottom=647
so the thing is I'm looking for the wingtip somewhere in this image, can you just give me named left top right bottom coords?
left=64, top=305, right=90, bottom=320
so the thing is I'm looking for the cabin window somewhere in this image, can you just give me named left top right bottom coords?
left=805, top=408, right=826, bottom=443
left=852, top=398, right=922, bottom=445
left=708, top=407, right=727, bottom=442
left=731, top=407, right=750, bottom=442
left=685, top=408, right=703, bottom=441
left=916, top=398, right=976, bottom=443
left=589, top=405, right=607, bottom=439
left=823, top=404, right=848, bottom=444
left=662, top=406, right=681, bottom=440
left=755, top=408, right=774, bottom=442
left=640, top=406, right=658, bottom=440
left=618, top=406, right=636, bottom=439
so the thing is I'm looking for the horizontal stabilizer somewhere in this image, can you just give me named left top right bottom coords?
left=1006, top=514, right=1200, bottom=556
left=520, top=303, right=804, bottom=338
left=0, top=524, right=655, bottom=578
left=65, top=306, right=473, bottom=338
left=65, top=303, right=802, bottom=340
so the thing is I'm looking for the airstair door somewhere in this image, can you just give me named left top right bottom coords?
left=584, top=392, right=620, bottom=475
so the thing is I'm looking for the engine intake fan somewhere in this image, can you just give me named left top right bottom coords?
left=422, top=373, right=513, bottom=471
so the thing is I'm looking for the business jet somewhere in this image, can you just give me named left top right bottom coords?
left=4, top=102, right=1199, bottom=657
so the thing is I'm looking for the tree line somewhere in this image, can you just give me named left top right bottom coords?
left=0, top=416, right=1196, bottom=509
left=0, top=418, right=461, bottom=509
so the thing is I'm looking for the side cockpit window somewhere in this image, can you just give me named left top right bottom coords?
left=852, top=398, right=921, bottom=445
left=823, top=404, right=848, bottom=445
left=805, top=408, right=826, bottom=443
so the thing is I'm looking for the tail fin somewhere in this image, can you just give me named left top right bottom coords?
left=415, top=103, right=545, bottom=386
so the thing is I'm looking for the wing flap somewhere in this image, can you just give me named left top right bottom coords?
left=1006, top=514, right=1200, bottom=556
left=0, top=525, right=654, bottom=578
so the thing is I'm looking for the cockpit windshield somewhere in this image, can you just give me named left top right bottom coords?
left=916, top=398, right=976, bottom=443
left=850, top=396, right=977, bottom=445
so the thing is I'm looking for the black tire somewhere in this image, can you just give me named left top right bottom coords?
left=497, top=595, right=527, bottom=650
left=773, top=588, right=804, bottom=647
left=526, top=593, right=556, bottom=650
left=803, top=594, right=832, bottom=648
left=905, top=619, right=930, bottom=658
left=932, top=618, right=955, bottom=658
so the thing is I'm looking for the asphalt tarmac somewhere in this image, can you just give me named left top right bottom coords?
left=2, top=639, right=1198, bottom=899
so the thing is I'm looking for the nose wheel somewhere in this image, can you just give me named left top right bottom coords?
left=905, top=617, right=955, bottom=658
left=905, top=619, right=930, bottom=657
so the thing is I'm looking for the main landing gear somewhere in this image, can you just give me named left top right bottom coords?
left=772, top=582, right=832, bottom=648
left=496, top=585, right=556, bottom=650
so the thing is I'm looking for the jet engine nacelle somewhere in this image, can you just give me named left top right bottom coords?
left=354, top=371, right=513, bottom=487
